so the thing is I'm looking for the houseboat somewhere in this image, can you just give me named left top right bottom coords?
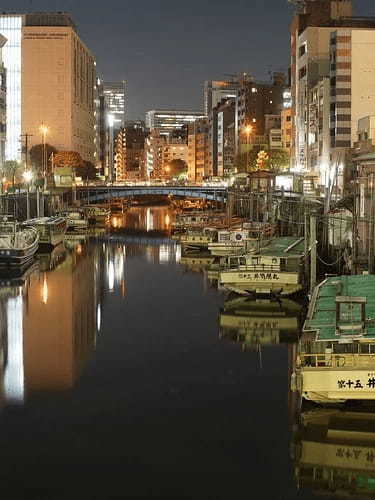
left=83, top=205, right=111, bottom=225
left=23, top=217, right=67, bottom=247
left=219, top=296, right=302, bottom=351
left=180, top=227, right=218, bottom=251
left=172, top=212, right=227, bottom=231
left=292, top=408, right=375, bottom=497
left=0, top=216, right=39, bottom=266
left=208, top=222, right=276, bottom=257
left=219, top=237, right=306, bottom=296
left=60, top=208, right=88, bottom=232
left=292, top=274, right=375, bottom=404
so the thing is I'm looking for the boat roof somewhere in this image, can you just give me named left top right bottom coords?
left=259, top=237, right=305, bottom=258
left=25, top=217, right=66, bottom=225
left=304, top=275, right=375, bottom=341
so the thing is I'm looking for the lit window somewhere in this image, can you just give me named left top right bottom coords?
left=251, top=88, right=257, bottom=93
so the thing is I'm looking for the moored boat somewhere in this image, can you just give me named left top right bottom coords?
left=292, top=274, right=375, bottom=404
left=219, top=237, right=306, bottom=296
left=180, top=227, right=218, bottom=251
left=83, top=204, right=111, bottom=225
left=0, top=215, right=39, bottom=266
left=23, top=217, right=67, bottom=247
left=208, top=222, right=276, bottom=257
left=59, top=208, right=88, bottom=232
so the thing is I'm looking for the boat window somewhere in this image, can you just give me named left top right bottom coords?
left=229, top=258, right=238, bottom=268
left=252, top=258, right=259, bottom=265
left=219, top=233, right=230, bottom=242
left=240, top=257, right=247, bottom=266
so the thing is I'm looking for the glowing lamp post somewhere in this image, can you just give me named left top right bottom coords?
left=40, top=123, right=49, bottom=191
left=23, top=170, right=33, bottom=220
left=244, top=125, right=253, bottom=172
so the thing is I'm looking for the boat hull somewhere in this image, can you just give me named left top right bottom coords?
left=292, top=368, right=375, bottom=403
left=0, top=239, right=39, bottom=267
left=219, top=270, right=303, bottom=296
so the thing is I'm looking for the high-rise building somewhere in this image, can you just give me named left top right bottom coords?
left=145, top=110, right=206, bottom=136
left=103, top=81, right=126, bottom=131
left=114, top=123, right=146, bottom=181
left=0, top=34, right=6, bottom=168
left=187, top=118, right=210, bottom=182
left=0, top=12, right=96, bottom=162
left=290, top=0, right=375, bottom=189
left=204, top=79, right=240, bottom=116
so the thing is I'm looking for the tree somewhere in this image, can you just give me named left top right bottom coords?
left=75, top=160, right=97, bottom=181
left=3, top=161, right=23, bottom=191
left=166, top=159, right=188, bottom=178
left=268, top=149, right=290, bottom=172
left=234, top=150, right=259, bottom=173
left=29, top=143, right=57, bottom=173
left=54, top=151, right=84, bottom=169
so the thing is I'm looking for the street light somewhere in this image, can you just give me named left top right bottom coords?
left=23, top=170, right=33, bottom=220
left=244, top=125, right=253, bottom=172
left=40, top=123, right=49, bottom=190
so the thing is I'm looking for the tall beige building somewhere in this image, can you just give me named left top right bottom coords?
left=0, top=13, right=96, bottom=163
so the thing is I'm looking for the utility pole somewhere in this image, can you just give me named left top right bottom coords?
left=310, top=212, right=317, bottom=294
left=20, top=133, right=33, bottom=171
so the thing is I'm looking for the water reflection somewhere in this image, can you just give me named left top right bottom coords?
left=0, top=242, right=104, bottom=405
left=219, top=297, right=303, bottom=352
left=292, top=406, right=375, bottom=498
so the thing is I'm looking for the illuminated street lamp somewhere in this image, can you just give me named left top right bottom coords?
left=23, top=170, right=33, bottom=220
left=40, top=123, right=49, bottom=190
left=244, top=125, right=253, bottom=172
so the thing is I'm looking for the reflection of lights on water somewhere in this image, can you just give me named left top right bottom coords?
left=175, top=244, right=181, bottom=263
left=76, top=244, right=83, bottom=255
left=159, top=244, right=171, bottom=264
left=165, top=214, right=170, bottom=227
left=115, top=252, right=124, bottom=281
left=111, top=216, right=121, bottom=229
left=108, top=260, right=115, bottom=291
left=97, top=303, right=101, bottom=332
left=4, top=295, right=24, bottom=404
left=146, top=208, right=153, bottom=231
left=41, top=273, right=48, bottom=304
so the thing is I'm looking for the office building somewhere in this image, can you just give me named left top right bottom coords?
left=290, top=0, right=375, bottom=189
left=103, top=81, right=126, bottom=131
left=0, top=34, right=6, bottom=168
left=204, top=79, right=240, bottom=116
left=187, top=118, right=210, bottom=182
left=145, top=110, right=206, bottom=136
left=114, top=123, right=146, bottom=181
left=146, top=130, right=188, bottom=179
left=0, top=12, right=96, bottom=163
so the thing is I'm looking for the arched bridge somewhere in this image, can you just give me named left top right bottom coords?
left=76, top=185, right=227, bottom=203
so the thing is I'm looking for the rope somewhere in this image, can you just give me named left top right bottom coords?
left=317, top=251, right=345, bottom=266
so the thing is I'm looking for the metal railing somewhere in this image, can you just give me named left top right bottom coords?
left=299, top=353, right=375, bottom=368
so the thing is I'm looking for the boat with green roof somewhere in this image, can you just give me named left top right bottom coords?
left=292, top=274, right=375, bottom=403
left=218, top=236, right=306, bottom=296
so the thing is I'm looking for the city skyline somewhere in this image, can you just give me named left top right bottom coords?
left=1, top=0, right=374, bottom=120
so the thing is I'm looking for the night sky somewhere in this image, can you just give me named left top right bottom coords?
left=3, top=0, right=375, bottom=119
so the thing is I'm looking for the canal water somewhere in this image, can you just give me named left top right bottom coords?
left=0, top=206, right=318, bottom=499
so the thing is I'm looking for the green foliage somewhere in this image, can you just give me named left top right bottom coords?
left=235, top=148, right=290, bottom=173
left=2, top=160, right=23, bottom=189
left=268, top=149, right=290, bottom=172
left=75, top=161, right=97, bottom=181
left=29, top=144, right=57, bottom=172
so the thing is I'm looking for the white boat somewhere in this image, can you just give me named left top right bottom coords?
left=208, top=223, right=277, bottom=257
left=219, top=237, right=306, bottom=296
left=59, top=208, right=88, bottom=232
left=83, top=205, right=111, bottom=225
left=0, top=215, right=39, bottom=266
left=23, top=217, right=67, bottom=247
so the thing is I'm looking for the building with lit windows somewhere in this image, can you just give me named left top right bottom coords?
left=103, top=81, right=126, bottom=131
left=0, top=34, right=6, bottom=168
left=204, top=79, right=240, bottom=116
left=188, top=118, right=210, bottom=182
left=0, top=12, right=96, bottom=162
left=145, top=110, right=206, bottom=137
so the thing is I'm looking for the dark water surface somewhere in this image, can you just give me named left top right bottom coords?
left=0, top=206, right=318, bottom=499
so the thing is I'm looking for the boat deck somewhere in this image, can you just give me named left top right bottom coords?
left=259, top=237, right=305, bottom=257
left=305, top=275, right=375, bottom=341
